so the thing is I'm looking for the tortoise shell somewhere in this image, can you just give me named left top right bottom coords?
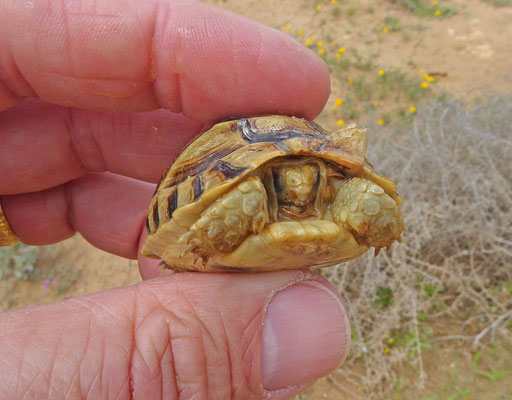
left=142, top=115, right=404, bottom=272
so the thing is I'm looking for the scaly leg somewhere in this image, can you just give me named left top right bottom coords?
left=178, top=176, right=269, bottom=264
left=332, top=177, right=404, bottom=253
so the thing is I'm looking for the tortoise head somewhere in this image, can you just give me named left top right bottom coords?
left=273, top=163, right=320, bottom=218
left=264, top=156, right=331, bottom=221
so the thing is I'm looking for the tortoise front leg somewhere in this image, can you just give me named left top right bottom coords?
left=331, top=178, right=404, bottom=252
left=178, top=176, right=269, bottom=264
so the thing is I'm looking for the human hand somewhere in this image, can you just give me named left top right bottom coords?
left=0, top=0, right=350, bottom=398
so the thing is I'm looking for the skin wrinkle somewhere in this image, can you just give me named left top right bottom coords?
left=152, top=0, right=181, bottom=112
left=64, top=326, right=88, bottom=399
left=159, top=311, right=182, bottom=399
left=128, top=285, right=138, bottom=400
left=130, top=286, right=177, bottom=398
left=239, top=318, right=260, bottom=395
left=131, top=283, right=245, bottom=400
left=0, top=74, right=18, bottom=109
left=60, top=0, right=73, bottom=77
left=65, top=107, right=91, bottom=174
left=14, top=320, right=29, bottom=398
left=46, top=327, right=64, bottom=399
left=63, top=181, right=78, bottom=234
left=236, top=307, right=264, bottom=398
left=0, top=22, right=36, bottom=101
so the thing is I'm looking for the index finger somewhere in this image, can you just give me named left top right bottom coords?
left=0, top=0, right=330, bottom=122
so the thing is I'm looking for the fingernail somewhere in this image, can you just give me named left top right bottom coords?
left=261, top=280, right=350, bottom=391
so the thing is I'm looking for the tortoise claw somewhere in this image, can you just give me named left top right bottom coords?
left=178, top=231, right=194, bottom=244
left=180, top=242, right=197, bottom=258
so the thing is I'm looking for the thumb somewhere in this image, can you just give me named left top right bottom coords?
left=0, top=270, right=350, bottom=399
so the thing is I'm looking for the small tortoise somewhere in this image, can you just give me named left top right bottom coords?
left=142, top=115, right=404, bottom=272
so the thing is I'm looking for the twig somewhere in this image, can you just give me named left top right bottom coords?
left=472, top=309, right=512, bottom=350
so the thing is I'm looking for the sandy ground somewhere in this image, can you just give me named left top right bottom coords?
left=2, top=0, right=512, bottom=398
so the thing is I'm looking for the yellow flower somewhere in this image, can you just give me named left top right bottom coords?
left=378, top=70, right=385, bottom=76
left=318, top=48, right=326, bottom=55
left=317, top=40, right=324, bottom=47
left=316, top=4, right=322, bottom=11
left=337, top=119, right=345, bottom=126
left=331, top=0, right=337, bottom=3
left=383, top=347, right=390, bottom=355
left=378, top=119, right=384, bottom=125
left=421, top=82, right=429, bottom=89
left=410, top=106, right=417, bottom=113
left=357, top=386, right=363, bottom=392
left=335, top=98, right=343, bottom=107
left=388, top=338, right=394, bottom=345
left=335, top=53, right=341, bottom=59
left=433, top=0, right=439, bottom=5
left=348, top=77, right=353, bottom=84
left=297, top=29, right=303, bottom=36
left=310, top=35, right=317, bottom=41
left=305, top=39, right=312, bottom=46
left=338, top=47, right=346, bottom=53
left=435, top=9, right=441, bottom=16
left=285, top=25, right=291, bottom=31
left=382, top=28, right=389, bottom=34
left=373, top=102, right=379, bottom=107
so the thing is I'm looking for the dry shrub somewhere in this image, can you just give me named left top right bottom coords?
left=324, top=96, right=512, bottom=397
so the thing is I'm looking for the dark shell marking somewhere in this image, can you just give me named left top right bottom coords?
left=238, top=118, right=326, bottom=144
left=160, top=144, right=244, bottom=190
left=192, top=176, right=204, bottom=200
left=211, top=160, right=250, bottom=180
left=152, top=201, right=160, bottom=230
left=167, top=189, right=178, bottom=219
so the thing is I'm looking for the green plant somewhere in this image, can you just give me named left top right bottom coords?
left=384, top=15, right=402, bottom=32
left=389, top=0, right=457, bottom=17
left=0, top=243, right=39, bottom=280
left=373, top=286, right=394, bottom=308
left=417, top=312, right=428, bottom=322
left=423, top=283, right=445, bottom=297
left=331, top=7, right=341, bottom=17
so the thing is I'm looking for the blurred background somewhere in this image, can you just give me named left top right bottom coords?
left=1, top=0, right=511, bottom=398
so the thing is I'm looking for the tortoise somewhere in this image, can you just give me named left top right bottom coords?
left=142, top=115, right=404, bottom=272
